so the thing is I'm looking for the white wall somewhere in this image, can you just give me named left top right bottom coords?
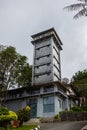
left=34, top=73, right=53, bottom=84
left=37, top=97, right=43, bottom=117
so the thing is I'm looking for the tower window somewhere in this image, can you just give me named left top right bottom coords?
left=35, top=75, right=39, bottom=78
left=47, top=54, right=50, bottom=57
left=43, top=86, right=54, bottom=92
left=37, top=58, right=39, bottom=60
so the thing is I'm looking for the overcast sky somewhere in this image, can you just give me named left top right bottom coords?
left=0, top=0, right=87, bottom=80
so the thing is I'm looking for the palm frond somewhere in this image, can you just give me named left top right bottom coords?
left=78, top=0, right=87, bottom=2
left=74, top=8, right=87, bottom=19
left=64, top=3, right=85, bottom=11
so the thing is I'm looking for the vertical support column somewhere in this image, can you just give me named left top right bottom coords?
left=55, top=96, right=59, bottom=114
left=59, top=52, right=61, bottom=81
left=50, top=37, right=54, bottom=81
left=66, top=97, right=70, bottom=111
left=37, top=97, right=43, bottom=117
left=32, top=44, right=36, bottom=85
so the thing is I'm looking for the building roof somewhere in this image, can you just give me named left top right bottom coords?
left=31, top=80, right=67, bottom=91
left=6, top=81, right=67, bottom=93
left=65, top=84, right=78, bottom=94
left=31, top=28, right=63, bottom=50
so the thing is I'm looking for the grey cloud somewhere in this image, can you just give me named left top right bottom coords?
left=0, top=0, right=87, bottom=80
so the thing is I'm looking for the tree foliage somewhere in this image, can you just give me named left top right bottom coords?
left=0, top=46, right=32, bottom=105
left=64, top=0, right=87, bottom=19
left=71, top=70, right=87, bottom=97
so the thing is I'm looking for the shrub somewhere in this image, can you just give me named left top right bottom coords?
left=70, top=106, right=83, bottom=111
left=54, top=114, right=59, bottom=119
left=17, top=106, right=30, bottom=126
left=71, top=104, right=87, bottom=112
left=0, top=106, right=9, bottom=115
left=0, top=106, right=18, bottom=130
left=81, top=104, right=87, bottom=111
left=59, top=111, right=87, bottom=121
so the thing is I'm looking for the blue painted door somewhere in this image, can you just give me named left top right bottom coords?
left=29, top=98, right=37, bottom=118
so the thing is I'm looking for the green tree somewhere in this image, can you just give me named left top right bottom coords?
left=64, top=0, right=87, bottom=19
left=0, top=46, right=32, bottom=105
left=71, top=70, right=87, bottom=98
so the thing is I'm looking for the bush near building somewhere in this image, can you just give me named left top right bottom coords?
left=0, top=106, right=18, bottom=130
left=59, top=111, right=87, bottom=121
left=71, top=104, right=87, bottom=111
left=17, top=106, right=30, bottom=126
left=59, top=104, right=87, bottom=121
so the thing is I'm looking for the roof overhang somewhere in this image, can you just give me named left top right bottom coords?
left=31, top=28, right=63, bottom=50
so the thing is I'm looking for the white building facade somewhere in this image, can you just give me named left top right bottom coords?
left=28, top=28, right=73, bottom=117
left=31, top=28, right=62, bottom=85
left=5, top=28, right=77, bottom=118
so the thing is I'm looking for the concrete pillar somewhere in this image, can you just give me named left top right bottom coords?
left=37, top=97, right=43, bottom=117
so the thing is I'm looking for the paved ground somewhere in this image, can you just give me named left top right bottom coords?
left=40, top=121, right=87, bottom=130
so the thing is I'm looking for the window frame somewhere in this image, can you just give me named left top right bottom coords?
left=43, top=96, right=55, bottom=113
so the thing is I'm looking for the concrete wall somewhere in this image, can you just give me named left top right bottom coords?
left=34, top=74, right=53, bottom=84
left=32, top=35, right=62, bottom=85
left=37, top=97, right=43, bottom=117
left=35, top=56, right=51, bottom=66
left=35, top=46, right=51, bottom=57
left=6, top=99, right=26, bottom=112
left=52, top=39, right=61, bottom=81
left=33, top=38, right=53, bottom=85
left=35, top=64, right=51, bottom=74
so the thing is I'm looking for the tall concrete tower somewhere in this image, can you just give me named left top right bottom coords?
left=31, top=28, right=62, bottom=85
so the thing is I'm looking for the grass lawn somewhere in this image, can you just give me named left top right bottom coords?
left=0, top=124, right=37, bottom=130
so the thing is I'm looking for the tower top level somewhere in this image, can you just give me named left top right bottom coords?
left=31, top=28, right=62, bottom=50
left=31, top=28, right=63, bottom=85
